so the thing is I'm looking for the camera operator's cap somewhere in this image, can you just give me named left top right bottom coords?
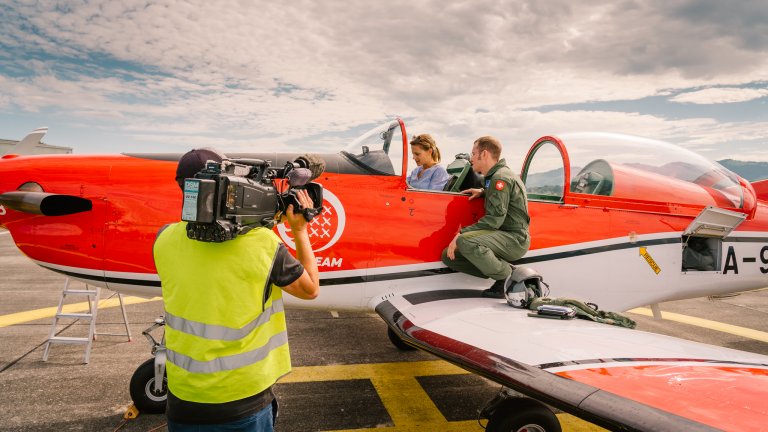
left=175, top=148, right=226, bottom=189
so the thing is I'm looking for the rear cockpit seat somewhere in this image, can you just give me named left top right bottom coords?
left=443, top=154, right=483, bottom=192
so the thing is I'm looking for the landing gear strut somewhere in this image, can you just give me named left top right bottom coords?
left=129, top=358, right=167, bottom=414
left=129, top=318, right=167, bottom=414
left=481, top=389, right=561, bottom=432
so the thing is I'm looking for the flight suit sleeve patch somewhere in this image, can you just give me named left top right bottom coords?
left=495, top=180, right=505, bottom=191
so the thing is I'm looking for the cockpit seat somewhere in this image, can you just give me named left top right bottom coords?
left=443, top=154, right=483, bottom=192
left=570, top=159, right=614, bottom=196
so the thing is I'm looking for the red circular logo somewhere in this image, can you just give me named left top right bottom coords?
left=276, top=189, right=346, bottom=252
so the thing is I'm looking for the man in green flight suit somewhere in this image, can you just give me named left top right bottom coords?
left=442, top=136, right=530, bottom=298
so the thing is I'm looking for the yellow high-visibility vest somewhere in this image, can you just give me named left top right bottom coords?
left=154, top=222, right=291, bottom=403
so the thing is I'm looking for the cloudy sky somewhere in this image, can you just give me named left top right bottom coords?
left=1, top=0, right=767, bottom=169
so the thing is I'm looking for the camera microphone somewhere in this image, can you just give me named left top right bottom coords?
left=287, top=168, right=314, bottom=187
left=294, top=154, right=326, bottom=181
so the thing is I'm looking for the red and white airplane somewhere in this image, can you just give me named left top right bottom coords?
left=2, top=120, right=768, bottom=431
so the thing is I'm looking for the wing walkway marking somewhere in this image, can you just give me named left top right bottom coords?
left=629, top=307, right=768, bottom=343
left=284, top=361, right=602, bottom=432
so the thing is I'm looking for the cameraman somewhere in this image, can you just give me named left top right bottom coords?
left=153, top=148, right=320, bottom=432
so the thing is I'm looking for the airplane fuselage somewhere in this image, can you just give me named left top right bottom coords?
left=3, top=122, right=768, bottom=312
left=2, top=149, right=768, bottom=312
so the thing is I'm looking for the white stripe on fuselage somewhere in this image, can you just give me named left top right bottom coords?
left=33, top=259, right=105, bottom=277
left=522, top=232, right=677, bottom=258
left=26, top=231, right=768, bottom=311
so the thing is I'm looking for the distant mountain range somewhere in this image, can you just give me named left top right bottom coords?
left=718, top=160, right=768, bottom=182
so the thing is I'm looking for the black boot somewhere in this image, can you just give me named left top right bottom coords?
left=481, top=279, right=506, bottom=299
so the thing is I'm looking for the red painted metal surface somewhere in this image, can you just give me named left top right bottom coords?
left=752, top=179, right=768, bottom=203
left=559, top=365, right=768, bottom=431
left=2, top=128, right=767, bottom=275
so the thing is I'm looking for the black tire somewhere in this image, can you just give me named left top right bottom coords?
left=486, top=400, right=561, bottom=432
left=387, top=327, right=417, bottom=351
left=129, top=358, right=168, bottom=414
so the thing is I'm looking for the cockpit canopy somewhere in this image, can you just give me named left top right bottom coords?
left=335, top=120, right=753, bottom=215
left=523, top=132, right=751, bottom=212
left=341, top=120, right=405, bottom=176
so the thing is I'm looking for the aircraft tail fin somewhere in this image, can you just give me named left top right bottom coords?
left=10, top=127, right=48, bottom=155
left=751, top=179, right=768, bottom=202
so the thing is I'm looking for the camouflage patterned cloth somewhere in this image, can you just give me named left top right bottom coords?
left=529, top=297, right=636, bottom=329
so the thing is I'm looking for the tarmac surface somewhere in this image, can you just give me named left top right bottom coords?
left=1, top=228, right=767, bottom=432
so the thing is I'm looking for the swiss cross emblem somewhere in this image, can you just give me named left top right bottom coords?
left=276, top=188, right=346, bottom=252
left=495, top=180, right=505, bottom=191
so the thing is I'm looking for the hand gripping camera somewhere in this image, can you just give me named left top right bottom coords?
left=181, top=155, right=325, bottom=242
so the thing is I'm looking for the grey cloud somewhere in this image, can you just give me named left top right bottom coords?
left=672, top=0, right=768, bottom=51
left=546, top=0, right=768, bottom=78
left=0, top=0, right=766, bottom=158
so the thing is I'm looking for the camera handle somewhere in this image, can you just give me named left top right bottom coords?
left=302, top=207, right=320, bottom=222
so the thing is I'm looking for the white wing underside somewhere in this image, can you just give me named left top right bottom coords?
left=374, top=287, right=768, bottom=432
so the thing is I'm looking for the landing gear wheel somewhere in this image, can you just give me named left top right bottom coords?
left=387, top=327, right=416, bottom=351
left=486, top=400, right=561, bottom=432
left=129, top=358, right=167, bottom=414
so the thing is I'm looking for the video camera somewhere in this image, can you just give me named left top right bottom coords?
left=181, top=154, right=325, bottom=242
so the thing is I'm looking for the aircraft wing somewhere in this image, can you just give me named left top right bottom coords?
left=373, top=288, right=768, bottom=432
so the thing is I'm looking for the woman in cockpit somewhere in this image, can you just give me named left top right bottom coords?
left=408, top=134, right=450, bottom=190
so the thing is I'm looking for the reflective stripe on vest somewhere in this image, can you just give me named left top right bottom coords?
left=154, top=222, right=291, bottom=404
left=167, top=330, right=289, bottom=373
left=164, top=299, right=285, bottom=341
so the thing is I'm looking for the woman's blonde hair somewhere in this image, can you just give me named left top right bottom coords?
left=410, top=134, right=441, bottom=163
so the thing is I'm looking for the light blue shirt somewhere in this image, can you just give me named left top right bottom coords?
left=408, top=164, right=450, bottom=190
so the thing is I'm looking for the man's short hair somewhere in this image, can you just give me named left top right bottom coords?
left=474, top=136, right=502, bottom=160
left=175, top=148, right=225, bottom=190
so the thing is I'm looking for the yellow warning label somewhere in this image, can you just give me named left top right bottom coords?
left=639, top=247, right=661, bottom=274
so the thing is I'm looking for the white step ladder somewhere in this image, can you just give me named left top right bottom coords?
left=42, top=278, right=132, bottom=364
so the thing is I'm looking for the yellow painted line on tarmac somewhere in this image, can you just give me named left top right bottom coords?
left=0, top=296, right=161, bottom=328
left=630, top=307, right=768, bottom=343
left=285, top=360, right=469, bottom=382
left=1, top=296, right=609, bottom=430
left=286, top=361, right=604, bottom=432
left=286, top=361, right=467, bottom=428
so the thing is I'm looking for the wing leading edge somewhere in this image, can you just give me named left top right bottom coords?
left=374, top=289, right=768, bottom=432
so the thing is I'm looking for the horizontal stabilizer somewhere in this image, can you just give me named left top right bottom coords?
left=13, top=127, right=48, bottom=155
left=0, top=191, right=92, bottom=216
left=752, top=179, right=768, bottom=202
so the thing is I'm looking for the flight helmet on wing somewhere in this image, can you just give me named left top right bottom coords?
left=505, top=266, right=547, bottom=309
